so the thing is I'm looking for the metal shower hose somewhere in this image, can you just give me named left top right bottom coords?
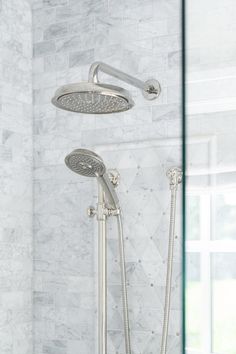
left=117, top=211, right=132, bottom=354
left=160, top=168, right=182, bottom=354
left=115, top=167, right=182, bottom=354
left=102, top=167, right=182, bottom=354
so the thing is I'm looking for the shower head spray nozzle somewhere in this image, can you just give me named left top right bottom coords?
left=52, top=82, right=134, bottom=114
left=51, top=62, right=161, bottom=114
left=65, top=148, right=106, bottom=177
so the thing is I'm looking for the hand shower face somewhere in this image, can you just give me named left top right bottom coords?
left=65, top=149, right=119, bottom=208
left=51, top=61, right=161, bottom=114
left=65, top=149, right=106, bottom=177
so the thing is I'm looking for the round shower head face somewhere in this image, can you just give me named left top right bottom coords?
left=52, top=82, right=134, bottom=114
left=65, top=149, right=106, bottom=177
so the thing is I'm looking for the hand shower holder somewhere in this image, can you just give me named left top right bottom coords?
left=87, top=169, right=121, bottom=218
left=89, top=61, right=161, bottom=100
left=87, top=205, right=120, bottom=219
left=166, top=167, right=183, bottom=190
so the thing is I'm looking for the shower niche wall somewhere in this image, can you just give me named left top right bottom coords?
left=0, top=0, right=183, bottom=354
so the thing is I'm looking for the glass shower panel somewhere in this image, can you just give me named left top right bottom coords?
left=186, top=253, right=201, bottom=350
left=185, top=0, right=236, bottom=354
left=213, top=191, right=236, bottom=240
left=211, top=253, right=236, bottom=354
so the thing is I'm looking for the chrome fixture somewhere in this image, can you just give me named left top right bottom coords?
left=65, top=148, right=182, bottom=354
left=160, top=167, right=183, bottom=354
left=65, top=148, right=131, bottom=354
left=65, top=149, right=106, bottom=177
left=51, top=61, right=161, bottom=114
left=65, top=149, right=119, bottom=209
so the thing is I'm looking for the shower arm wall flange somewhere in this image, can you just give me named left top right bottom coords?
left=88, top=61, right=161, bottom=101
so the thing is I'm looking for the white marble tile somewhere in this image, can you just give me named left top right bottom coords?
left=30, top=0, right=182, bottom=353
left=0, top=0, right=33, bottom=353
left=44, top=22, right=68, bottom=40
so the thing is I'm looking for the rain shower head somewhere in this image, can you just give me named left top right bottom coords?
left=51, top=62, right=161, bottom=114
left=52, top=82, right=134, bottom=114
left=65, top=148, right=106, bottom=177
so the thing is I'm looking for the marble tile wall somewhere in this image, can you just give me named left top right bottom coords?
left=32, top=1, right=182, bottom=354
left=0, top=0, right=33, bottom=353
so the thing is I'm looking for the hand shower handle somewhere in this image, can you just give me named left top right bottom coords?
left=97, top=173, right=120, bottom=209
left=88, top=61, right=161, bottom=100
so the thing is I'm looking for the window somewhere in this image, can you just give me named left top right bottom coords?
left=186, top=188, right=236, bottom=354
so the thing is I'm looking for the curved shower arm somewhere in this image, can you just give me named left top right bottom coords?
left=88, top=61, right=161, bottom=100
left=89, top=61, right=144, bottom=88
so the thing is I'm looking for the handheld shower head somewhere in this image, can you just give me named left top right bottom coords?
left=65, top=148, right=106, bottom=177
left=51, top=61, right=161, bottom=114
left=65, top=148, right=120, bottom=208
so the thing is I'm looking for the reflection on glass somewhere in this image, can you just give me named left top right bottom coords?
left=186, top=253, right=201, bottom=349
left=185, top=0, right=236, bottom=352
left=214, top=192, right=236, bottom=240
left=187, top=196, right=200, bottom=240
left=212, top=253, right=236, bottom=354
